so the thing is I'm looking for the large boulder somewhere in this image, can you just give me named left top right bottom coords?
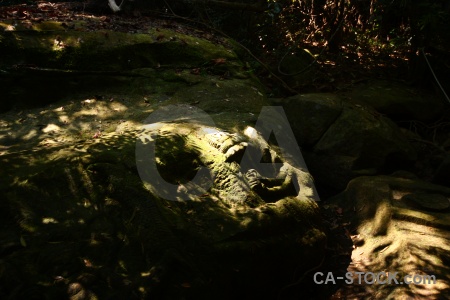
left=0, top=20, right=325, bottom=299
left=326, top=173, right=450, bottom=299
left=0, top=106, right=326, bottom=299
left=0, top=20, right=250, bottom=113
left=277, top=93, right=417, bottom=191
left=272, top=93, right=343, bottom=147
left=343, top=79, right=446, bottom=121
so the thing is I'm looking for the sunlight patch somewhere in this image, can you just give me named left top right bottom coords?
left=42, top=123, right=60, bottom=133
left=42, top=217, right=58, bottom=224
left=23, top=129, right=38, bottom=140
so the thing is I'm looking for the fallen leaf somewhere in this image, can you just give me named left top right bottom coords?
left=92, top=131, right=102, bottom=139
left=84, top=259, right=93, bottom=267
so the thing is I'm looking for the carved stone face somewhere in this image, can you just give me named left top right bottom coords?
left=134, top=107, right=325, bottom=298
left=138, top=122, right=318, bottom=207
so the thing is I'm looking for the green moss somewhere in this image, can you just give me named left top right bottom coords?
left=1, top=27, right=242, bottom=73
left=32, top=21, right=65, bottom=31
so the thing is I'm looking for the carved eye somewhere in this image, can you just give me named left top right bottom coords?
left=155, top=133, right=201, bottom=184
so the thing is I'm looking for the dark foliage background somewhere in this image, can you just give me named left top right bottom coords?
left=2, top=0, right=450, bottom=92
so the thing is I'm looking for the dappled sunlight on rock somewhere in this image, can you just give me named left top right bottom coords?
left=328, top=175, right=450, bottom=299
left=0, top=15, right=328, bottom=298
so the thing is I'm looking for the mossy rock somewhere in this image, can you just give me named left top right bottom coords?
left=344, top=79, right=446, bottom=121
left=0, top=20, right=324, bottom=298
left=0, top=25, right=239, bottom=71
left=326, top=175, right=450, bottom=299
left=0, top=22, right=254, bottom=112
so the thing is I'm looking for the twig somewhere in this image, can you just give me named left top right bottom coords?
left=421, top=48, right=450, bottom=105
